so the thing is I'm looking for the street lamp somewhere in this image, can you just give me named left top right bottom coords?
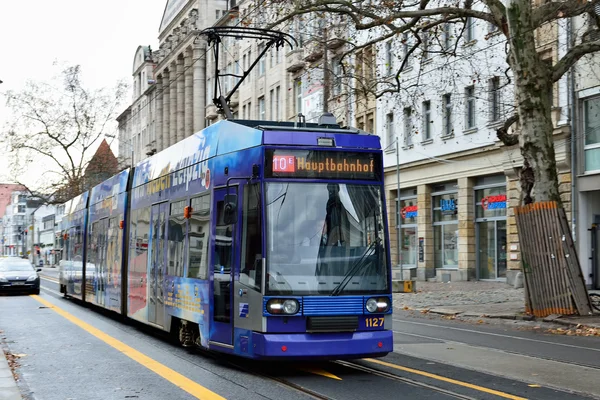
left=384, top=136, right=402, bottom=278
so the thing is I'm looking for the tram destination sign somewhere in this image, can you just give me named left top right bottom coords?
left=265, top=149, right=381, bottom=180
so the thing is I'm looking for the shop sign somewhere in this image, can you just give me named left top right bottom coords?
left=440, top=199, right=456, bottom=214
left=401, top=205, right=418, bottom=219
left=481, top=194, right=507, bottom=210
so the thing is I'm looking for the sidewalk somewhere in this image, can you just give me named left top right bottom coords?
left=0, top=349, right=21, bottom=400
left=392, top=281, right=600, bottom=329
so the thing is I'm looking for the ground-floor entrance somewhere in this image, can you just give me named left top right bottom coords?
left=476, top=220, right=507, bottom=280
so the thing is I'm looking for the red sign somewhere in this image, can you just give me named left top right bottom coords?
left=272, top=155, right=296, bottom=173
left=481, top=194, right=507, bottom=210
left=401, top=205, right=418, bottom=219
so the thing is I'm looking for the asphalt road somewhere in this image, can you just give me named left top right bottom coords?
left=0, top=272, right=597, bottom=400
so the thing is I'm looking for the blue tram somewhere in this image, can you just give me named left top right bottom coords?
left=59, top=118, right=393, bottom=360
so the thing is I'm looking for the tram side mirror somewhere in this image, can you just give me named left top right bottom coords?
left=223, top=194, right=238, bottom=225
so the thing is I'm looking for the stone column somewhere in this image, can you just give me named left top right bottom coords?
left=457, top=177, right=475, bottom=281
left=170, top=61, right=178, bottom=146
left=506, top=174, right=521, bottom=283
left=184, top=49, right=194, bottom=137
left=416, top=184, right=434, bottom=281
left=162, top=69, right=171, bottom=149
left=155, top=75, right=164, bottom=152
left=177, top=55, right=185, bottom=143
left=193, top=44, right=206, bottom=131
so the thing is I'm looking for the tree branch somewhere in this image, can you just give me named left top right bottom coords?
left=552, top=39, right=600, bottom=82
left=496, top=114, right=519, bottom=146
left=533, top=0, right=599, bottom=28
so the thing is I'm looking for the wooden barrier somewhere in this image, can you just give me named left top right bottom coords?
left=514, top=201, right=592, bottom=318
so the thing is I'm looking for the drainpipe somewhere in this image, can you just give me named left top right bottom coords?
left=567, top=17, right=578, bottom=242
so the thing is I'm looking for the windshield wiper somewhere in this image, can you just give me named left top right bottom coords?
left=330, top=237, right=381, bottom=296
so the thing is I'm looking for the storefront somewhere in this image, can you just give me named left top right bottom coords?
left=398, top=190, right=418, bottom=270
left=432, top=182, right=459, bottom=269
left=474, top=176, right=507, bottom=280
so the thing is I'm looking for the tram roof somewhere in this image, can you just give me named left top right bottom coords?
left=131, top=119, right=381, bottom=188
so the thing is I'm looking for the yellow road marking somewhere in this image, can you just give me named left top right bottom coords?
left=296, top=366, right=342, bottom=380
left=365, top=358, right=527, bottom=400
left=41, top=276, right=59, bottom=282
left=32, top=295, right=225, bottom=400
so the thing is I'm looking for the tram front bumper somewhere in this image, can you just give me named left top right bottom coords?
left=252, top=330, right=393, bottom=359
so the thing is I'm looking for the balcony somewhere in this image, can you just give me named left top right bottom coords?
left=303, top=40, right=324, bottom=62
left=229, top=91, right=239, bottom=107
left=286, top=49, right=305, bottom=72
left=206, top=103, right=219, bottom=120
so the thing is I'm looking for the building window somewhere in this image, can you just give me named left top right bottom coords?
left=443, top=93, right=453, bottom=136
left=465, top=17, right=475, bottom=42
left=422, top=101, right=431, bottom=140
left=269, top=89, right=274, bottom=120
left=275, top=86, right=281, bottom=120
left=443, top=23, right=451, bottom=50
left=404, top=107, right=413, bottom=146
left=364, top=46, right=374, bottom=81
left=18, top=205, right=26, bottom=213
left=584, top=97, right=600, bottom=172
left=386, top=113, right=395, bottom=148
left=257, top=97, right=265, bottom=120
left=356, top=116, right=365, bottom=131
left=242, top=104, right=247, bottom=119
left=402, top=33, right=411, bottom=68
left=385, top=41, right=393, bottom=75
left=367, top=113, right=374, bottom=134
left=422, top=32, right=430, bottom=61
left=433, top=192, right=459, bottom=269
left=398, top=197, right=418, bottom=268
left=258, top=45, right=266, bottom=76
left=489, top=77, right=501, bottom=122
left=247, top=102, right=252, bottom=119
left=465, top=86, right=476, bottom=129
left=332, top=58, right=342, bottom=96
left=294, top=79, right=302, bottom=115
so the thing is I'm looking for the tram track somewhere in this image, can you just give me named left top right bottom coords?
left=36, top=280, right=521, bottom=399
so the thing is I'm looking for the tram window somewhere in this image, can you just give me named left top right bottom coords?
left=168, top=200, right=187, bottom=277
left=240, top=183, right=262, bottom=291
left=129, top=209, right=138, bottom=260
left=134, top=207, right=151, bottom=272
left=188, top=195, right=210, bottom=279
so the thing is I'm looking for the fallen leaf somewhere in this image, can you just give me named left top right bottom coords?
left=528, top=384, right=541, bottom=388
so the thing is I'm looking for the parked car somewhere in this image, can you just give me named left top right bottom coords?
left=0, top=258, right=41, bottom=295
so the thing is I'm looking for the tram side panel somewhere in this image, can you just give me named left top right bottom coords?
left=86, top=192, right=128, bottom=313
left=62, top=209, right=87, bottom=301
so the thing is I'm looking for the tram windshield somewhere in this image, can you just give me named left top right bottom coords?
left=265, top=182, right=389, bottom=296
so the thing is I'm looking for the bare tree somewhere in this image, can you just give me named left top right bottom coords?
left=1, top=64, right=127, bottom=202
left=265, top=0, right=600, bottom=205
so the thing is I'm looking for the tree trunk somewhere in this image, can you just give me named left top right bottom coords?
left=506, top=0, right=561, bottom=204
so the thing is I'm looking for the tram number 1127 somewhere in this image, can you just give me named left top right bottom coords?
left=365, top=317, right=385, bottom=328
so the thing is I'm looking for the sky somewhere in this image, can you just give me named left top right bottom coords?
left=0, top=0, right=167, bottom=186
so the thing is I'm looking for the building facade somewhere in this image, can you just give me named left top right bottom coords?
left=117, top=0, right=229, bottom=163
left=573, top=6, right=600, bottom=289
left=372, top=11, right=572, bottom=284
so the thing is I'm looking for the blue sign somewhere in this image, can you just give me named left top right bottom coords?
left=440, top=199, right=456, bottom=214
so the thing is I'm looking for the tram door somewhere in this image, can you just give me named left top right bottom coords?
left=211, top=187, right=237, bottom=345
left=148, top=202, right=168, bottom=326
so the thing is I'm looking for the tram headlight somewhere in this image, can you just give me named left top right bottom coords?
left=282, top=299, right=299, bottom=314
left=266, top=299, right=299, bottom=315
left=366, top=298, right=378, bottom=313
left=366, top=297, right=390, bottom=313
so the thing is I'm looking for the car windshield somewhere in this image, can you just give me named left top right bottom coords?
left=0, top=263, right=34, bottom=272
left=265, top=182, right=389, bottom=295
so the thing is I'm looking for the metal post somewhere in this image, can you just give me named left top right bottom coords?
left=396, top=138, right=402, bottom=278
